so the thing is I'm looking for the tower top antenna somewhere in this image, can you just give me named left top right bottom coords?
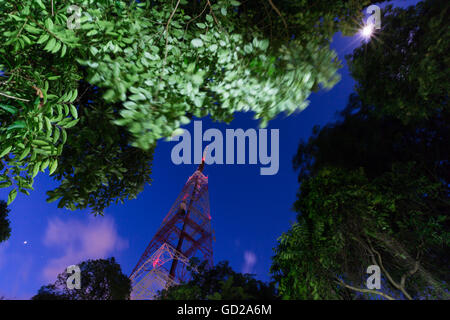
left=197, top=146, right=208, bottom=173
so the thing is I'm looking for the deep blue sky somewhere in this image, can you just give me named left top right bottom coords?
left=0, top=0, right=419, bottom=299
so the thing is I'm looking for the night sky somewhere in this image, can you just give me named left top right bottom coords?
left=0, top=0, right=419, bottom=299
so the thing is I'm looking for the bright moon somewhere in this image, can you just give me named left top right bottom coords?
left=23, top=241, right=27, bottom=244
left=361, top=24, right=374, bottom=38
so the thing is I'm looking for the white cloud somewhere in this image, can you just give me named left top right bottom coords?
left=42, top=216, right=128, bottom=282
left=0, top=241, right=10, bottom=270
left=242, top=250, right=257, bottom=274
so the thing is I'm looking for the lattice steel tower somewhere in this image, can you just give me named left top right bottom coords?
left=129, top=159, right=213, bottom=299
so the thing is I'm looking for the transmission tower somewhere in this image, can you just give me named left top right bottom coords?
left=129, top=159, right=213, bottom=299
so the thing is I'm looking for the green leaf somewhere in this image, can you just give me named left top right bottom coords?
left=37, top=34, right=49, bottom=44
left=63, top=104, right=69, bottom=116
left=7, top=120, right=26, bottom=131
left=69, top=89, right=78, bottom=103
left=45, top=18, right=54, bottom=30
left=32, top=163, right=41, bottom=178
left=259, top=39, right=269, bottom=51
left=32, top=139, right=49, bottom=147
left=18, top=147, right=31, bottom=161
left=0, top=145, right=12, bottom=158
left=0, top=104, right=18, bottom=114
left=103, top=89, right=115, bottom=101
left=35, top=0, right=46, bottom=10
left=70, top=104, right=78, bottom=119
left=19, top=189, right=30, bottom=196
left=51, top=40, right=61, bottom=53
left=191, top=39, right=203, bottom=48
left=44, top=38, right=56, bottom=52
left=45, top=116, right=52, bottom=132
left=24, top=24, right=41, bottom=34
left=0, top=181, right=12, bottom=188
left=41, top=159, right=50, bottom=171
left=209, top=44, right=218, bottom=52
left=53, top=127, right=60, bottom=144
left=61, top=128, right=67, bottom=144
left=49, top=159, right=58, bottom=175
left=64, top=119, right=79, bottom=129
left=61, top=44, right=67, bottom=58
left=47, top=194, right=60, bottom=203
left=7, top=189, right=17, bottom=205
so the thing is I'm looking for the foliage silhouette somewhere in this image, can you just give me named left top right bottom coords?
left=32, top=257, right=131, bottom=300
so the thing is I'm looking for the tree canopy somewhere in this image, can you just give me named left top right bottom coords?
left=32, top=257, right=131, bottom=300
left=157, top=260, right=278, bottom=300
left=0, top=200, right=11, bottom=242
left=347, top=0, right=449, bottom=123
left=272, top=97, right=449, bottom=299
left=271, top=0, right=449, bottom=300
left=1, top=0, right=376, bottom=213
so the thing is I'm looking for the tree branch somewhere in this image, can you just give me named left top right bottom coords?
left=184, top=3, right=209, bottom=38
left=0, top=91, right=30, bottom=102
left=267, top=0, right=288, bottom=36
left=335, top=278, right=395, bottom=300
left=366, top=237, right=413, bottom=300
left=163, top=0, right=182, bottom=66
left=400, top=250, right=421, bottom=289
left=206, top=0, right=220, bottom=26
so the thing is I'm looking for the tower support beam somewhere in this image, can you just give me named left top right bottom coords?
left=129, top=163, right=213, bottom=300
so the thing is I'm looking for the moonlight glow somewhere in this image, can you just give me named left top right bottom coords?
left=361, top=24, right=374, bottom=38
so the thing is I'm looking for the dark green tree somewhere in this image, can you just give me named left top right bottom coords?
left=347, top=0, right=449, bottom=123
left=272, top=161, right=449, bottom=299
left=45, top=82, right=154, bottom=214
left=32, top=257, right=131, bottom=300
left=0, top=200, right=11, bottom=242
left=272, top=98, right=449, bottom=299
left=293, top=94, right=450, bottom=187
left=271, top=0, right=449, bottom=300
left=157, top=261, right=278, bottom=300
